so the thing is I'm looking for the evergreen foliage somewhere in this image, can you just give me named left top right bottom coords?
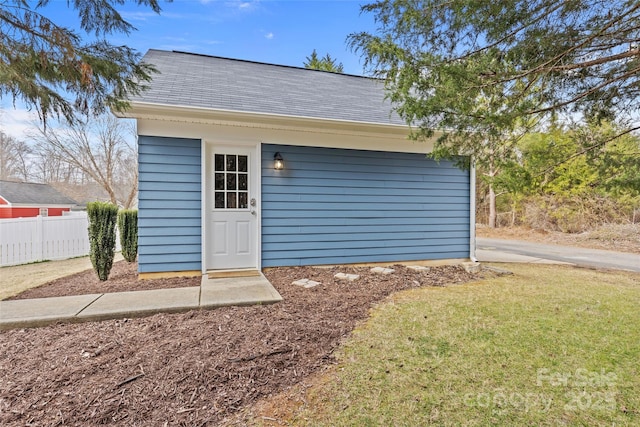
left=0, top=0, right=162, bottom=123
left=304, top=49, right=344, bottom=73
left=117, top=209, right=138, bottom=262
left=87, top=201, right=118, bottom=281
left=349, top=0, right=640, bottom=166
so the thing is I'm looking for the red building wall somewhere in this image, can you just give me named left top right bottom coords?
left=0, top=207, right=71, bottom=218
left=48, top=208, right=69, bottom=216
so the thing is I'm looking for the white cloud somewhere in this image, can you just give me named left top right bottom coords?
left=224, top=0, right=260, bottom=12
left=119, top=11, right=160, bottom=22
left=120, top=10, right=192, bottom=22
left=0, top=107, right=40, bottom=140
left=159, top=36, right=223, bottom=53
left=265, top=32, right=274, bottom=40
left=162, top=36, right=189, bottom=42
left=158, top=44, right=202, bottom=52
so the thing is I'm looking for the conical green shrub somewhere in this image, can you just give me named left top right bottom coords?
left=118, top=209, right=138, bottom=262
left=87, top=201, right=118, bottom=281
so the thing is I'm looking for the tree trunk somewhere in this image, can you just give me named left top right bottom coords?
left=488, top=183, right=497, bottom=228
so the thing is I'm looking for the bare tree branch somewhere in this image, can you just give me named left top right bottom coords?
left=31, top=115, right=137, bottom=208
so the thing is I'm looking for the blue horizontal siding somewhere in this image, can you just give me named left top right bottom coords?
left=262, top=216, right=468, bottom=226
left=263, top=202, right=468, bottom=211
left=139, top=224, right=201, bottom=236
left=137, top=190, right=201, bottom=201
left=139, top=210, right=201, bottom=220
left=263, top=238, right=470, bottom=252
left=264, top=193, right=469, bottom=203
left=263, top=241, right=469, bottom=265
left=261, top=144, right=470, bottom=267
left=139, top=200, right=201, bottom=210
left=141, top=172, right=199, bottom=183
left=263, top=230, right=470, bottom=243
left=266, top=185, right=467, bottom=196
left=139, top=181, right=200, bottom=192
left=263, top=209, right=469, bottom=219
left=138, top=135, right=201, bottom=274
left=262, top=169, right=469, bottom=183
left=262, top=177, right=469, bottom=190
left=263, top=247, right=468, bottom=266
left=138, top=235, right=202, bottom=245
left=136, top=153, right=200, bottom=165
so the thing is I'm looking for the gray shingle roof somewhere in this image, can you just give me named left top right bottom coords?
left=129, top=50, right=406, bottom=126
left=0, top=181, right=77, bottom=205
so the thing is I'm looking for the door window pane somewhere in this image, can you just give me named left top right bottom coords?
left=226, top=173, right=236, bottom=190
left=215, top=173, right=225, bottom=190
left=238, top=156, right=248, bottom=172
left=215, top=192, right=225, bottom=209
left=238, top=174, right=247, bottom=190
left=226, top=155, right=236, bottom=171
left=226, top=192, right=237, bottom=209
left=239, top=192, right=248, bottom=208
left=215, top=154, right=225, bottom=171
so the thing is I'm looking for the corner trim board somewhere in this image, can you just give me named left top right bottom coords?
left=469, top=158, right=477, bottom=262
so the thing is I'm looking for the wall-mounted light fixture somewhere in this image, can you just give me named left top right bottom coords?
left=274, top=152, right=284, bottom=170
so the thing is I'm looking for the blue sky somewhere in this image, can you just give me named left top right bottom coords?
left=1, top=0, right=378, bottom=137
left=116, top=0, right=376, bottom=74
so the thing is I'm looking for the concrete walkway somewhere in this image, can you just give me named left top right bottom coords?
left=0, top=274, right=282, bottom=330
left=475, top=248, right=572, bottom=265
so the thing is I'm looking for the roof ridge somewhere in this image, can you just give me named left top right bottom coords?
left=150, top=49, right=373, bottom=80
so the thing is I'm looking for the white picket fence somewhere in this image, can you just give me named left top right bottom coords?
left=0, top=213, right=121, bottom=267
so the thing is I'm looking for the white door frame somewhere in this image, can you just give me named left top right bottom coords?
left=202, top=141, right=261, bottom=272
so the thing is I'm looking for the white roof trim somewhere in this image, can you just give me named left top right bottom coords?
left=114, top=101, right=411, bottom=135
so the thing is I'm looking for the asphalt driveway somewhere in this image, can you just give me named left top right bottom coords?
left=477, top=237, right=640, bottom=272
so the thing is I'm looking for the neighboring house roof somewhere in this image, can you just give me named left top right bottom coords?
left=127, top=49, right=406, bottom=126
left=0, top=180, right=77, bottom=206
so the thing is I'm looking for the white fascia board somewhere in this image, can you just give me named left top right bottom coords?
left=116, top=101, right=412, bottom=136
left=118, top=101, right=441, bottom=154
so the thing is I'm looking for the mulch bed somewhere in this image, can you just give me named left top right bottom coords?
left=0, top=264, right=485, bottom=426
left=7, top=261, right=200, bottom=300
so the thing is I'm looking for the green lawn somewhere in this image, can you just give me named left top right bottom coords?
left=290, top=264, right=640, bottom=426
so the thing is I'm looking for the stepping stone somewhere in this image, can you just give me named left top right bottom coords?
left=292, top=279, right=321, bottom=288
left=370, top=267, right=395, bottom=275
left=461, top=262, right=482, bottom=274
left=334, top=273, right=360, bottom=282
left=407, top=265, right=431, bottom=272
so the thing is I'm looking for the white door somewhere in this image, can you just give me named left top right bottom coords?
left=208, top=146, right=257, bottom=270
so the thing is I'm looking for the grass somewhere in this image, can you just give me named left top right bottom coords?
left=0, top=254, right=123, bottom=300
left=287, top=264, right=640, bottom=426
